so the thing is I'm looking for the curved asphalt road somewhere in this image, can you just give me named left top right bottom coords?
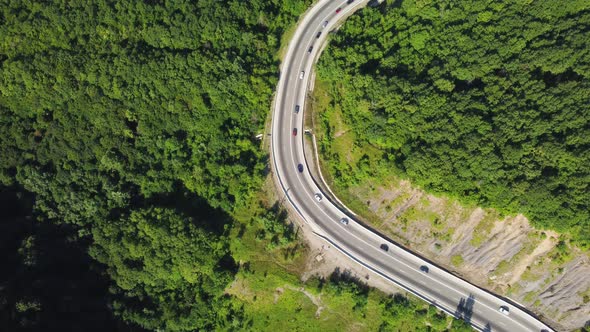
left=270, top=1, right=555, bottom=331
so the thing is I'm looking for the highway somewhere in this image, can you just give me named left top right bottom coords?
left=270, top=1, right=555, bottom=331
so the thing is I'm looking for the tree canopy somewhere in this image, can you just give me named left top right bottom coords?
left=89, top=207, right=234, bottom=331
left=317, top=0, right=590, bottom=248
left=0, top=0, right=310, bottom=329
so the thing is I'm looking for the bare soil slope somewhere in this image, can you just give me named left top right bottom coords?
left=347, top=177, right=590, bottom=331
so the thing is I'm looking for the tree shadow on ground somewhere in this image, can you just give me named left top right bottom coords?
left=454, top=294, right=476, bottom=325
left=0, top=185, right=145, bottom=332
left=139, top=181, right=234, bottom=236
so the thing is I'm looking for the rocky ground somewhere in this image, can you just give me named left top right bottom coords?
left=296, top=111, right=589, bottom=330
left=270, top=68, right=590, bottom=332
left=342, top=177, right=590, bottom=331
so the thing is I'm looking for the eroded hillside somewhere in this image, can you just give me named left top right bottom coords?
left=343, top=177, right=590, bottom=330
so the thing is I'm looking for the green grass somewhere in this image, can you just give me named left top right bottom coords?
left=451, top=254, right=464, bottom=267
left=386, top=191, right=412, bottom=212
left=506, top=282, right=521, bottom=297
left=492, top=233, right=541, bottom=278
left=520, top=267, right=543, bottom=282
left=399, top=205, right=440, bottom=226
left=226, top=175, right=471, bottom=331
left=523, top=290, right=539, bottom=303
left=494, top=260, right=511, bottom=277
left=229, top=265, right=464, bottom=332
left=469, top=209, right=499, bottom=247
left=332, top=131, right=359, bottom=163
left=310, top=80, right=384, bottom=226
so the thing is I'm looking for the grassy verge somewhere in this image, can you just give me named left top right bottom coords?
left=226, top=176, right=471, bottom=331
left=234, top=8, right=474, bottom=330
left=469, top=210, right=499, bottom=247
left=309, top=79, right=383, bottom=225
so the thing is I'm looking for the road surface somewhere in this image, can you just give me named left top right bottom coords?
left=270, top=1, right=554, bottom=331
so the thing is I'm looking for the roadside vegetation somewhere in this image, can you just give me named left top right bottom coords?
left=316, top=0, right=590, bottom=249
left=226, top=180, right=474, bottom=332
left=312, top=1, right=590, bottom=329
left=0, top=0, right=316, bottom=329
left=0, top=174, right=475, bottom=331
left=0, top=0, right=478, bottom=331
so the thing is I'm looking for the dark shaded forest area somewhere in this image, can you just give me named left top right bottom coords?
left=317, top=0, right=590, bottom=248
left=0, top=0, right=310, bottom=330
left=2, top=0, right=588, bottom=330
left=0, top=186, right=142, bottom=331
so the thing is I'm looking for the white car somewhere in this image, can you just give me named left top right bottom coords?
left=314, top=193, right=322, bottom=202
left=299, top=71, right=305, bottom=79
left=498, top=306, right=509, bottom=315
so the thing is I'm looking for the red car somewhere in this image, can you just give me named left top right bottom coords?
left=292, top=128, right=298, bottom=136
left=336, top=7, right=342, bottom=13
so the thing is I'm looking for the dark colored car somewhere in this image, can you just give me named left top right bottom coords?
left=308, top=46, right=313, bottom=53
left=316, top=31, right=321, bottom=39
left=336, top=7, right=342, bottom=13
left=499, top=306, right=510, bottom=316
left=340, top=217, right=349, bottom=225
left=292, top=128, right=298, bottom=136
left=380, top=244, right=389, bottom=252
left=420, top=265, right=429, bottom=273
left=297, top=164, right=304, bottom=173
left=347, top=0, right=355, bottom=4
left=295, top=105, right=300, bottom=113
left=314, top=193, right=322, bottom=202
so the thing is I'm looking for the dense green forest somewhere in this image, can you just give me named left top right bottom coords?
left=0, top=0, right=311, bottom=330
left=4, top=0, right=585, bottom=330
left=317, top=0, right=590, bottom=248
left=0, top=0, right=475, bottom=331
left=4, top=184, right=477, bottom=332
left=0, top=186, right=143, bottom=331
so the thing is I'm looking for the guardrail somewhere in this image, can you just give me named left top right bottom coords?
left=269, top=0, right=555, bottom=331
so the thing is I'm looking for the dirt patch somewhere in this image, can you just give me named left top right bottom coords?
left=298, top=237, right=403, bottom=297
left=333, top=129, right=348, bottom=138
left=274, top=287, right=284, bottom=304
left=508, top=231, right=558, bottom=285
left=226, top=277, right=255, bottom=302
left=338, top=175, right=590, bottom=331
